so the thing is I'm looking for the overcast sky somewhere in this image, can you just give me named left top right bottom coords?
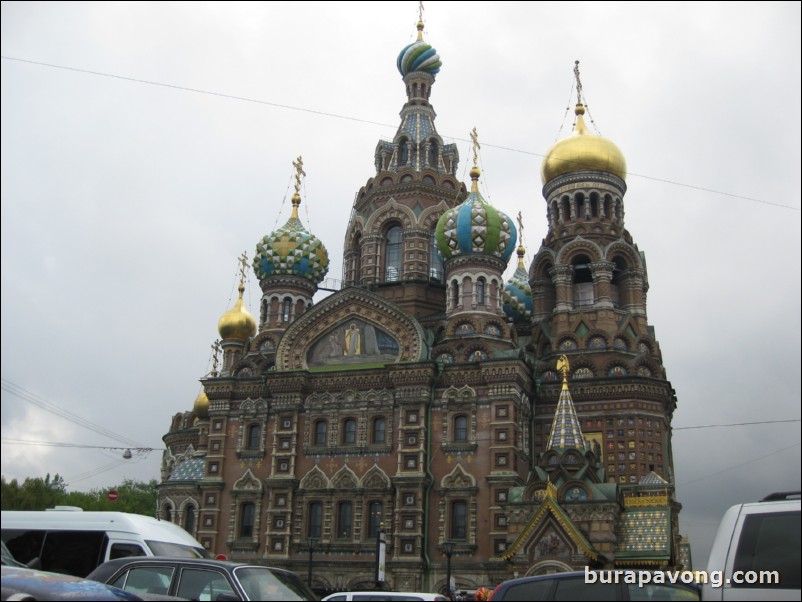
left=1, top=1, right=800, bottom=567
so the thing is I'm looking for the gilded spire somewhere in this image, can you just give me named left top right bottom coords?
left=469, top=127, right=481, bottom=191
left=546, top=355, right=589, bottom=451
left=237, top=251, right=248, bottom=294
left=516, top=211, right=526, bottom=269
left=291, top=155, right=305, bottom=219
left=573, top=60, right=584, bottom=107
left=417, top=1, right=425, bottom=41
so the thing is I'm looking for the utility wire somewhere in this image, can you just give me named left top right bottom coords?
left=674, top=418, right=800, bottom=431
left=2, top=55, right=797, bottom=212
left=1, top=378, right=147, bottom=449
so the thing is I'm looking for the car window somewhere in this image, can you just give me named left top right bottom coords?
left=146, top=539, right=208, bottom=558
left=113, top=566, right=174, bottom=595
left=627, top=583, right=700, bottom=601
left=235, top=566, right=317, bottom=601
left=553, top=576, right=618, bottom=600
left=326, top=597, right=346, bottom=601
left=177, top=567, right=237, bottom=601
left=499, top=579, right=551, bottom=601
left=109, top=543, right=147, bottom=560
left=733, top=510, right=801, bottom=589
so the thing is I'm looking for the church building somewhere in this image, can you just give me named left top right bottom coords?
left=158, top=14, right=689, bottom=595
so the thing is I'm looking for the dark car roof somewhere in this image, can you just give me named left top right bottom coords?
left=88, top=556, right=274, bottom=579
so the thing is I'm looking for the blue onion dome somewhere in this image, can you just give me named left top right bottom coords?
left=503, top=245, right=533, bottom=322
left=435, top=165, right=517, bottom=261
left=253, top=192, right=329, bottom=285
left=397, top=20, right=442, bottom=76
left=218, top=282, right=257, bottom=341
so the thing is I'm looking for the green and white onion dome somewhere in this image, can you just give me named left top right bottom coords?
left=435, top=166, right=516, bottom=262
left=503, top=246, right=533, bottom=322
left=397, top=20, right=442, bottom=76
left=253, top=195, right=329, bottom=285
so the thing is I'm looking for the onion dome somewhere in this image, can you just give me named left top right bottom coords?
left=193, top=391, right=209, bottom=419
left=397, top=20, right=441, bottom=76
left=253, top=193, right=329, bottom=285
left=217, top=282, right=257, bottom=341
left=435, top=165, right=516, bottom=262
left=503, top=245, right=533, bottom=322
left=541, top=102, right=627, bottom=185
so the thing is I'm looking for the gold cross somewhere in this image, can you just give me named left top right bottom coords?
left=292, top=156, right=305, bottom=196
left=574, top=60, right=584, bottom=105
left=470, top=127, right=480, bottom=169
left=238, top=251, right=248, bottom=287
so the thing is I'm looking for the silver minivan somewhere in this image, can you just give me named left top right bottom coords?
left=702, top=491, right=800, bottom=601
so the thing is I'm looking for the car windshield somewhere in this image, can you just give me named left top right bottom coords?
left=234, top=566, right=317, bottom=601
left=145, top=540, right=209, bottom=558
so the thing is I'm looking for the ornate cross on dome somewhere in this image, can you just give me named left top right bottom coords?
left=573, top=60, right=584, bottom=106
left=238, top=251, right=249, bottom=288
left=292, top=156, right=305, bottom=199
left=470, top=127, right=480, bottom=169
left=417, top=1, right=425, bottom=40
left=211, top=339, right=221, bottom=376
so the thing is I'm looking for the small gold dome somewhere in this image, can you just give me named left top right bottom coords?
left=541, top=104, right=626, bottom=185
left=217, top=284, right=257, bottom=341
left=193, top=391, right=209, bottom=419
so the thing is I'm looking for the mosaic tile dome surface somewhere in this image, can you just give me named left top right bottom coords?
left=435, top=190, right=516, bottom=261
left=503, top=262, right=533, bottom=322
left=253, top=216, right=329, bottom=285
left=397, top=40, right=441, bottom=76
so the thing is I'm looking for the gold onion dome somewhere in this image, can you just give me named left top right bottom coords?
left=193, top=391, right=210, bottom=419
left=541, top=103, right=627, bottom=185
left=217, top=283, right=257, bottom=341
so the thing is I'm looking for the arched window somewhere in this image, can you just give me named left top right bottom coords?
left=343, top=419, right=356, bottom=445
left=338, top=502, right=353, bottom=539
left=282, top=298, right=292, bottom=322
left=314, top=420, right=327, bottom=446
left=451, top=500, right=467, bottom=540
left=451, top=280, right=459, bottom=309
left=372, top=417, right=386, bottom=445
left=239, top=502, right=255, bottom=538
left=367, top=501, right=383, bottom=538
left=184, top=505, right=196, bottom=535
left=385, top=226, right=402, bottom=281
left=247, top=424, right=261, bottom=449
left=399, top=139, right=409, bottom=165
left=454, top=415, right=468, bottom=442
left=428, top=141, right=438, bottom=167
left=572, top=255, right=594, bottom=308
left=164, top=504, right=173, bottom=522
left=430, top=234, right=443, bottom=282
left=476, top=277, right=486, bottom=305
left=308, top=502, right=322, bottom=538
left=352, top=233, right=362, bottom=284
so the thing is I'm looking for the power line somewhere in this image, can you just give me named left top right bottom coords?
left=0, top=438, right=160, bottom=452
left=2, top=54, right=797, bottom=212
left=674, top=418, right=801, bottom=431
left=1, top=378, right=148, bottom=449
left=677, top=442, right=801, bottom=488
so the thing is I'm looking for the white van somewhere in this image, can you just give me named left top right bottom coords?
left=702, top=491, right=800, bottom=601
left=1, top=507, right=208, bottom=578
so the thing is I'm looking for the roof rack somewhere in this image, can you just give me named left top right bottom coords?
left=760, top=491, right=801, bottom=502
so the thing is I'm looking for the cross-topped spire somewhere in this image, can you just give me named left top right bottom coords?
left=547, top=354, right=589, bottom=452
left=557, top=354, right=570, bottom=384
left=417, top=1, right=425, bottom=41
left=211, top=339, right=221, bottom=376
left=291, top=156, right=305, bottom=218
left=573, top=60, right=584, bottom=106
left=470, top=127, right=480, bottom=169
left=238, top=251, right=248, bottom=291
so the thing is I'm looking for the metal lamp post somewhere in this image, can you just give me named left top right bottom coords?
left=307, top=536, right=318, bottom=588
left=442, top=541, right=455, bottom=598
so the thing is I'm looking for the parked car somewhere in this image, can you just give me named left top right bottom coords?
left=702, top=490, right=800, bottom=601
left=1, top=565, right=143, bottom=601
left=322, top=593, right=447, bottom=601
left=87, top=557, right=317, bottom=601
left=488, top=571, right=700, bottom=601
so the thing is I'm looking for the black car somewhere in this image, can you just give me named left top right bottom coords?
left=87, top=557, right=317, bottom=601
left=488, top=571, right=700, bottom=601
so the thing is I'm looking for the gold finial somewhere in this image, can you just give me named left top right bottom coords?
left=417, top=1, right=425, bottom=41
left=556, top=354, right=570, bottom=387
left=291, top=155, right=305, bottom=218
left=546, top=480, right=559, bottom=499
left=515, top=211, right=526, bottom=268
left=469, top=127, right=481, bottom=191
left=211, top=339, right=221, bottom=376
left=238, top=251, right=248, bottom=293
